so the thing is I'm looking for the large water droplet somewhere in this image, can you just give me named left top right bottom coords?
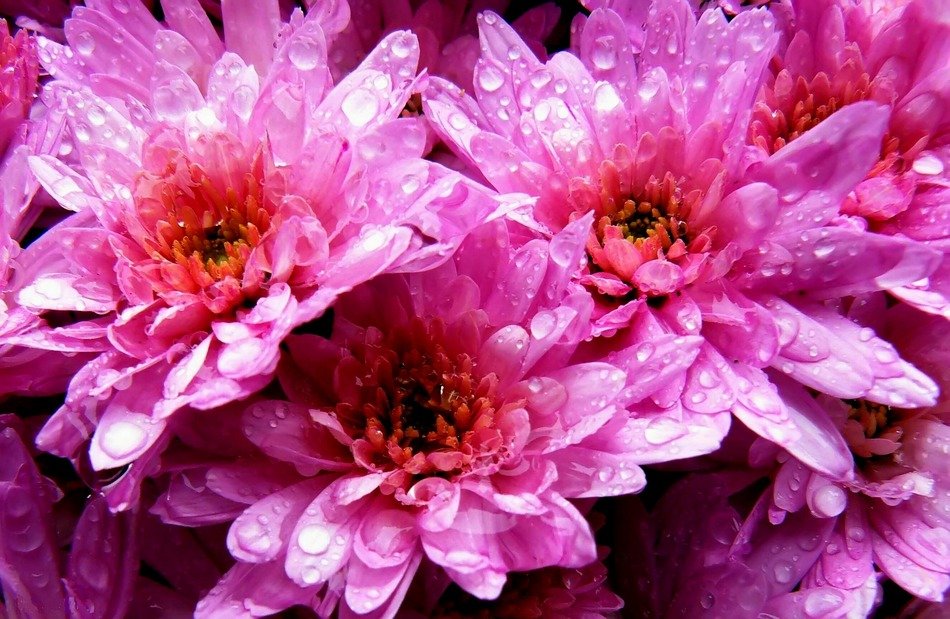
left=644, top=417, right=687, bottom=445
left=74, top=31, right=96, bottom=56
left=591, top=37, right=617, bottom=70
left=477, top=65, right=505, bottom=93
left=772, top=560, right=793, bottom=584
left=341, top=89, right=379, bottom=127
left=298, top=525, right=332, bottom=555
left=812, top=484, right=847, bottom=518
left=100, top=421, right=147, bottom=459
left=593, top=83, right=621, bottom=112
left=288, top=37, right=320, bottom=71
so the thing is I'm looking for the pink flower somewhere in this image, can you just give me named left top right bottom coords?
left=152, top=220, right=647, bottom=617
left=424, top=3, right=940, bottom=469
left=15, top=1, right=499, bottom=509
left=748, top=0, right=950, bottom=317
left=732, top=304, right=950, bottom=605
left=0, top=21, right=92, bottom=397
left=620, top=471, right=881, bottom=618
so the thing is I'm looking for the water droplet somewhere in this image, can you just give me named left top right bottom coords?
left=635, top=343, right=655, bottom=363
left=301, top=566, right=323, bottom=584
left=74, top=31, right=96, bottom=56
left=644, top=417, right=687, bottom=445
left=477, top=65, right=505, bottom=93
left=593, top=82, right=621, bottom=112
left=638, top=79, right=660, bottom=101
left=772, top=560, right=793, bottom=584
left=912, top=154, right=944, bottom=176
left=390, top=35, right=414, bottom=59
left=298, top=525, right=332, bottom=555
left=700, top=592, right=715, bottom=609
left=812, top=484, right=847, bottom=518
left=591, top=37, right=617, bottom=70
left=288, top=36, right=320, bottom=71
left=341, top=88, right=379, bottom=127
left=530, top=311, right=557, bottom=339
left=813, top=243, right=835, bottom=259
left=100, top=421, right=147, bottom=459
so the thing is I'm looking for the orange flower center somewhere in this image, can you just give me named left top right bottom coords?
left=133, top=154, right=271, bottom=310
left=843, top=399, right=905, bottom=459
left=598, top=171, right=694, bottom=253
left=336, top=318, right=507, bottom=484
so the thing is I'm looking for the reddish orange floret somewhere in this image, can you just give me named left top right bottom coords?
left=336, top=318, right=510, bottom=483
left=142, top=159, right=269, bottom=294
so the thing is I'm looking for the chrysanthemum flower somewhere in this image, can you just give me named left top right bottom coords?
left=14, top=0, right=499, bottom=508
left=748, top=304, right=950, bottom=604
left=0, top=20, right=94, bottom=397
left=748, top=0, right=950, bottom=317
left=425, top=2, right=940, bottom=467
left=617, top=471, right=882, bottom=618
left=150, top=220, right=648, bottom=617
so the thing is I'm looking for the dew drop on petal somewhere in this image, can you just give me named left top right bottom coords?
left=812, top=484, right=847, bottom=518
left=288, top=37, right=320, bottom=71
left=591, top=37, right=617, bottom=70
left=74, top=31, right=96, bottom=56
left=297, top=525, right=332, bottom=555
left=644, top=417, right=687, bottom=445
left=772, top=560, right=793, bottom=584
left=593, top=83, right=621, bottom=112
left=478, top=65, right=505, bottom=93
left=100, top=421, right=147, bottom=459
left=341, top=89, right=379, bottom=127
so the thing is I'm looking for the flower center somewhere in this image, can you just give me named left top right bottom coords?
left=600, top=172, right=692, bottom=251
left=581, top=161, right=711, bottom=299
left=749, top=68, right=874, bottom=155
left=337, top=318, right=506, bottom=484
left=400, top=92, right=424, bottom=118
left=842, top=399, right=904, bottom=459
left=134, top=155, right=270, bottom=308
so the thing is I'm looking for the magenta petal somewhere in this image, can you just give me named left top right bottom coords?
left=773, top=377, right=854, bottom=480
left=343, top=553, right=420, bottom=615
left=284, top=486, right=364, bottom=588
left=241, top=401, right=351, bottom=473
left=65, top=496, right=137, bottom=619
left=0, top=429, right=67, bottom=619
left=820, top=504, right=873, bottom=589
left=227, top=478, right=329, bottom=564
left=221, top=0, right=280, bottom=74
left=194, top=561, right=316, bottom=619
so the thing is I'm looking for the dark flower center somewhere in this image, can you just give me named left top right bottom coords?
left=133, top=155, right=271, bottom=309
left=337, top=318, right=504, bottom=482
left=400, top=92, right=424, bottom=118
left=601, top=172, right=692, bottom=251
left=843, top=398, right=905, bottom=459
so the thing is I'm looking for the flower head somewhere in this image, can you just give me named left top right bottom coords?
left=749, top=0, right=950, bottom=316
left=425, top=1, right=940, bottom=475
left=16, top=1, right=498, bottom=508
left=152, top=220, right=647, bottom=616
